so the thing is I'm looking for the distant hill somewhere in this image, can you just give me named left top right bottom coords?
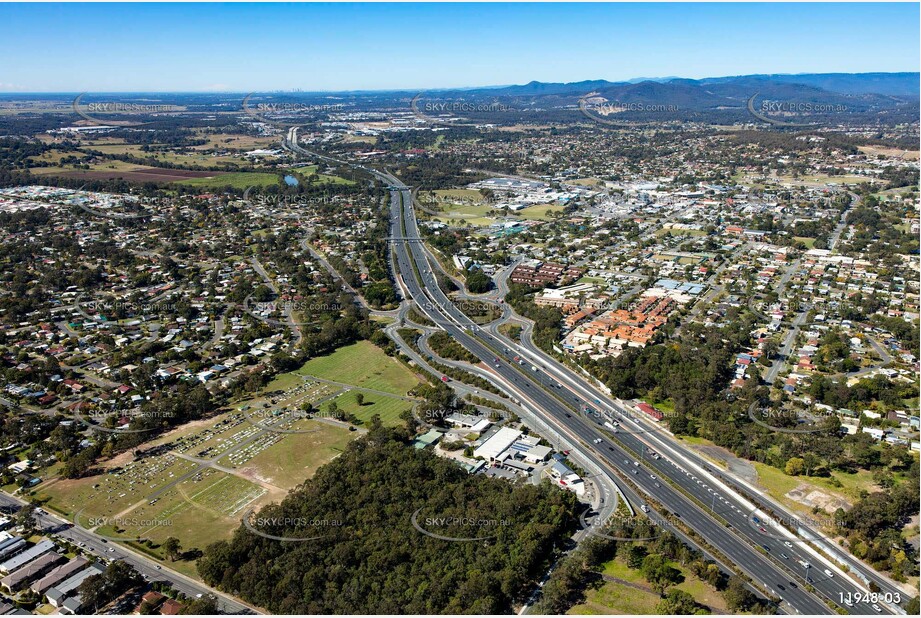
left=426, top=72, right=918, bottom=121
left=478, top=72, right=919, bottom=99
left=698, top=72, right=920, bottom=96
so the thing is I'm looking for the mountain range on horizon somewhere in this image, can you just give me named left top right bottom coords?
left=459, top=72, right=920, bottom=98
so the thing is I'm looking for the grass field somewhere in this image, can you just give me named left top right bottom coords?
left=324, top=391, right=413, bottom=427
left=794, top=236, right=817, bottom=248
left=177, top=171, right=280, bottom=189
left=659, top=226, right=707, bottom=237
left=752, top=461, right=877, bottom=504
left=297, top=340, right=421, bottom=396
left=189, top=132, right=279, bottom=151
left=569, top=582, right=661, bottom=615
left=29, top=160, right=142, bottom=175
left=288, top=165, right=356, bottom=186
left=226, top=420, right=355, bottom=489
left=569, top=556, right=728, bottom=614
left=426, top=189, right=485, bottom=202
left=569, top=178, right=604, bottom=187
left=518, top=203, right=565, bottom=220
left=84, top=143, right=245, bottom=166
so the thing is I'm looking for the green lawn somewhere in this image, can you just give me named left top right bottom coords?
left=569, top=583, right=661, bottom=615
left=570, top=556, right=728, bottom=614
left=517, top=203, right=565, bottom=220
left=752, top=461, right=876, bottom=503
left=287, top=165, right=355, bottom=186
left=297, top=340, right=421, bottom=396
left=324, top=391, right=413, bottom=427
left=177, top=171, right=281, bottom=189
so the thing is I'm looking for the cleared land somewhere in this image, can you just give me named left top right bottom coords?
left=232, top=420, right=355, bottom=488
left=324, top=391, right=414, bottom=427
left=568, top=556, right=728, bottom=615
left=288, top=165, right=355, bottom=186
left=296, top=340, right=421, bottom=396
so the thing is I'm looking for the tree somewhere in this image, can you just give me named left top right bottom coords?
left=723, top=575, right=756, bottom=611
left=465, top=267, right=492, bottom=294
left=78, top=574, right=107, bottom=613
left=15, top=503, right=37, bottom=534
left=656, top=588, right=706, bottom=614
left=163, top=536, right=182, bottom=561
left=355, top=392, right=364, bottom=407
left=785, top=457, right=805, bottom=476
left=641, top=554, right=682, bottom=594
left=626, top=545, right=648, bottom=569
left=180, top=594, right=219, bottom=615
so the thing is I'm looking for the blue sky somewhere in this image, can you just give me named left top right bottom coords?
left=1, top=2, right=918, bottom=92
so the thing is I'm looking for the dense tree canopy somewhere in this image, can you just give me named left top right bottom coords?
left=198, top=426, right=579, bottom=613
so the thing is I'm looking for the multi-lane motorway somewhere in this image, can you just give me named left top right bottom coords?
left=283, top=130, right=906, bottom=616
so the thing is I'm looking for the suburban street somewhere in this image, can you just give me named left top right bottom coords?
left=0, top=492, right=259, bottom=615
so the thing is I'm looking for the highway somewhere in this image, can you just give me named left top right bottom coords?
left=384, top=184, right=840, bottom=615
left=283, top=131, right=904, bottom=615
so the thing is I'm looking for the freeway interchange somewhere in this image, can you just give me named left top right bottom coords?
left=283, top=131, right=906, bottom=616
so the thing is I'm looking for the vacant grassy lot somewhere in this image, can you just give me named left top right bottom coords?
left=288, top=165, right=356, bottom=186
left=190, top=132, right=279, bottom=151
left=230, top=420, right=355, bottom=489
left=569, top=556, right=728, bottom=614
left=177, top=171, right=280, bottom=189
left=753, top=461, right=878, bottom=504
left=518, top=203, right=565, bottom=220
left=324, top=391, right=413, bottom=427
left=297, top=340, right=421, bottom=396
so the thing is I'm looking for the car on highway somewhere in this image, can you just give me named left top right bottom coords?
left=823, top=569, right=833, bottom=578
left=784, top=541, right=793, bottom=548
left=871, top=604, right=882, bottom=612
left=761, top=544, right=770, bottom=551
left=780, top=553, right=789, bottom=560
